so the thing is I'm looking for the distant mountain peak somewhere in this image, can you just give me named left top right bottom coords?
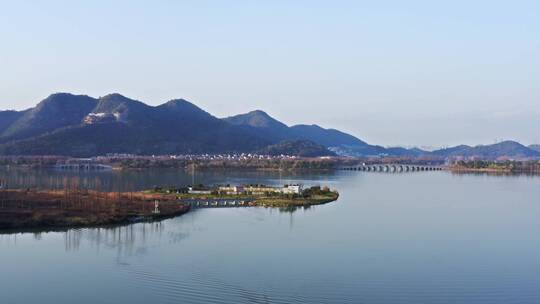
left=488, top=140, right=521, bottom=146
left=45, top=92, right=77, bottom=99
left=98, top=93, right=147, bottom=104
left=164, top=98, right=190, bottom=105
left=224, top=110, right=288, bottom=129
left=38, top=92, right=94, bottom=106
left=158, top=98, right=214, bottom=120
left=162, top=98, right=200, bottom=110
left=0, top=93, right=98, bottom=140
left=248, top=109, right=270, bottom=116
left=100, top=93, right=129, bottom=99
left=93, top=94, right=146, bottom=114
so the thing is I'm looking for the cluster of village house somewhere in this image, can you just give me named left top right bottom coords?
left=186, top=184, right=303, bottom=195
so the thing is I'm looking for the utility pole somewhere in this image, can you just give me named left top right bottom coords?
left=279, top=158, right=283, bottom=186
left=191, top=161, right=195, bottom=186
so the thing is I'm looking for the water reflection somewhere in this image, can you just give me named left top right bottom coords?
left=0, top=205, right=319, bottom=259
left=0, top=220, right=176, bottom=257
left=278, top=204, right=312, bottom=213
left=0, top=166, right=339, bottom=191
left=63, top=222, right=169, bottom=255
left=451, top=170, right=540, bottom=177
left=4, top=169, right=540, bottom=303
left=58, top=206, right=313, bottom=254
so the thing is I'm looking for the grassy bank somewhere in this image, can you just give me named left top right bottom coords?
left=0, top=189, right=189, bottom=230
left=254, top=192, right=339, bottom=207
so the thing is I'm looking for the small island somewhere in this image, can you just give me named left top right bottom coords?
left=0, top=184, right=339, bottom=230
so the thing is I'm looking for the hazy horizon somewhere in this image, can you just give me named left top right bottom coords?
left=1, top=1, right=538, bottom=147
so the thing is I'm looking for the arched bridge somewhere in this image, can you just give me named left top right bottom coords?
left=340, top=164, right=444, bottom=173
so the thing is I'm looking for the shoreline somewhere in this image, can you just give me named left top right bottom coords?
left=0, top=189, right=191, bottom=230
left=0, top=207, right=190, bottom=234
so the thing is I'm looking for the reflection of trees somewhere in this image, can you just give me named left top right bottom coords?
left=278, top=205, right=312, bottom=214
left=64, top=228, right=82, bottom=251
left=0, top=220, right=189, bottom=256
left=63, top=222, right=168, bottom=255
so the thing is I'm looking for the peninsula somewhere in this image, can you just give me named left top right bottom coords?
left=0, top=184, right=339, bottom=230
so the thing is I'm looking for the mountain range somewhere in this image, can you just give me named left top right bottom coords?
left=431, top=141, right=540, bottom=159
left=0, top=92, right=539, bottom=159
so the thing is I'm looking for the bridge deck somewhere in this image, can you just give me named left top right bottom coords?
left=340, top=164, right=444, bottom=173
left=178, top=198, right=256, bottom=208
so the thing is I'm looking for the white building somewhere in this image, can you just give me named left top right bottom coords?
left=282, top=184, right=302, bottom=194
left=218, top=186, right=245, bottom=195
left=188, top=186, right=212, bottom=194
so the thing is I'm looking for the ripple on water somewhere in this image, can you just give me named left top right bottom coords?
left=114, top=263, right=314, bottom=304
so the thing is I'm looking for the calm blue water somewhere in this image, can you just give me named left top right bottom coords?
left=1, top=169, right=540, bottom=303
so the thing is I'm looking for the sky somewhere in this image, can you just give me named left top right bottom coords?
left=0, top=0, right=539, bottom=148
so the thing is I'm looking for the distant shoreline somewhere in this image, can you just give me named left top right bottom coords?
left=450, top=161, right=540, bottom=174
left=450, top=167, right=513, bottom=173
left=0, top=154, right=446, bottom=172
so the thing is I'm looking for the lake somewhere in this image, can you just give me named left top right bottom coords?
left=1, top=168, right=540, bottom=304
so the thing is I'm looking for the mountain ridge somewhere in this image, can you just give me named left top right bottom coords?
left=0, top=93, right=538, bottom=159
left=528, top=144, right=540, bottom=152
left=0, top=93, right=273, bottom=156
left=224, top=110, right=374, bottom=150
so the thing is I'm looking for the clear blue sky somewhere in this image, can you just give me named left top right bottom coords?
left=0, top=0, right=538, bottom=148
